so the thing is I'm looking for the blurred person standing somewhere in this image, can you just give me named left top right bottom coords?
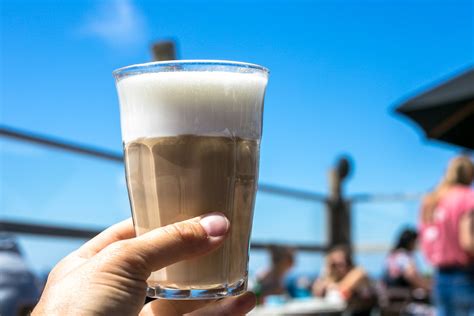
left=0, top=234, right=41, bottom=316
left=419, top=155, right=474, bottom=316
left=254, top=245, right=294, bottom=304
left=312, top=245, right=375, bottom=316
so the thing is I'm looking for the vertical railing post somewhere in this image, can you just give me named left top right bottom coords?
left=326, top=156, right=353, bottom=252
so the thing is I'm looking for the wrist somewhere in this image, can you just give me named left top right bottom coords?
left=340, top=288, right=351, bottom=300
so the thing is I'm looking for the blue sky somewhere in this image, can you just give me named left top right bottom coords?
left=1, top=0, right=473, bottom=275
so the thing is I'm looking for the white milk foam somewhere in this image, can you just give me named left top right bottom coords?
left=116, top=71, right=268, bottom=143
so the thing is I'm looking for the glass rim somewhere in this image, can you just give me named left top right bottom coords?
left=113, top=59, right=269, bottom=79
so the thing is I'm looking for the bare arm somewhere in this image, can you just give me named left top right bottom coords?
left=403, top=263, right=431, bottom=291
left=338, top=267, right=368, bottom=297
left=459, top=210, right=474, bottom=256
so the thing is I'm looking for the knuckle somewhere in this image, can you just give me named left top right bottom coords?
left=101, top=240, right=149, bottom=275
left=106, top=239, right=131, bottom=256
left=165, top=222, right=206, bottom=245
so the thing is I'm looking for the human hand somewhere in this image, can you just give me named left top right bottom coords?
left=311, top=278, right=329, bottom=297
left=32, top=213, right=256, bottom=315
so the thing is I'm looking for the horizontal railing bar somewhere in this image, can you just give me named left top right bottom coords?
left=0, top=220, right=100, bottom=239
left=258, top=184, right=327, bottom=202
left=350, top=193, right=423, bottom=203
left=0, top=220, right=391, bottom=253
left=354, top=244, right=390, bottom=253
left=0, top=220, right=328, bottom=252
left=0, top=220, right=390, bottom=253
left=0, top=125, right=123, bottom=162
left=251, top=242, right=328, bottom=252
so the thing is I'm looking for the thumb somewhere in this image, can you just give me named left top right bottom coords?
left=102, top=212, right=230, bottom=277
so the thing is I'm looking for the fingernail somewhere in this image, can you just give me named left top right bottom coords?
left=199, top=213, right=229, bottom=237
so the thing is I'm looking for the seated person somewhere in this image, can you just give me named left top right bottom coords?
left=255, top=246, right=295, bottom=304
left=380, top=228, right=431, bottom=316
left=312, top=245, right=375, bottom=315
left=382, top=228, right=430, bottom=292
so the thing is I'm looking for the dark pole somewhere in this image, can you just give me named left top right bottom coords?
left=151, top=40, right=177, bottom=61
left=326, top=156, right=353, bottom=251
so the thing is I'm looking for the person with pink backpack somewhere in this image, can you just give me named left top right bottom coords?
left=419, top=156, right=474, bottom=316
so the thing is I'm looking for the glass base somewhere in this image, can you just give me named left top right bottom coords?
left=146, top=278, right=247, bottom=300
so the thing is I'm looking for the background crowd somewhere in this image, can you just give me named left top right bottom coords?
left=253, top=155, right=474, bottom=316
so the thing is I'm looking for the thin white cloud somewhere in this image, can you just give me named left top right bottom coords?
left=79, top=0, right=148, bottom=47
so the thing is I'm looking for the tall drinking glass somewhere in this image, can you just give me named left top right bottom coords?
left=113, top=60, right=268, bottom=299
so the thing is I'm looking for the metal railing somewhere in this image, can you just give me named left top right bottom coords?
left=0, top=124, right=422, bottom=253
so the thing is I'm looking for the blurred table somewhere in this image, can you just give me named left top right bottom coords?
left=249, top=297, right=346, bottom=316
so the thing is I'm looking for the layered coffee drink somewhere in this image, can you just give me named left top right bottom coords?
left=114, top=62, right=268, bottom=299
left=124, top=135, right=258, bottom=289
